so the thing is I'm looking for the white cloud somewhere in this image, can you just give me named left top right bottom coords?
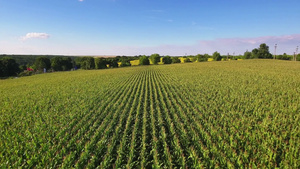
left=20, top=33, right=50, bottom=41
left=79, top=0, right=84, bottom=2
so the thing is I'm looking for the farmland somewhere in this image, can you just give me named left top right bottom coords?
left=0, top=60, right=299, bottom=168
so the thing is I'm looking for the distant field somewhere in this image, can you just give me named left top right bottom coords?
left=0, top=60, right=299, bottom=168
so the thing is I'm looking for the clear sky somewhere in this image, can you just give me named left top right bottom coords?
left=1, top=0, right=300, bottom=56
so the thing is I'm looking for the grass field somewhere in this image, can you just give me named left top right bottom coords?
left=1, top=60, right=299, bottom=168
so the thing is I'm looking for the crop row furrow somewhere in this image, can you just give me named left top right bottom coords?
left=61, top=71, right=142, bottom=168
left=100, top=69, right=144, bottom=169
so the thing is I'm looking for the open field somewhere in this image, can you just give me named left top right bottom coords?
left=0, top=60, right=299, bottom=168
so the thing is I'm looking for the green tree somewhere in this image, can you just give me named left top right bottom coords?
left=277, top=53, right=291, bottom=60
left=212, top=51, right=222, bottom=61
left=119, top=56, right=131, bottom=67
left=95, top=58, right=107, bottom=69
left=51, top=57, right=73, bottom=71
left=162, top=56, right=172, bottom=64
left=189, top=55, right=197, bottom=62
left=257, top=43, right=272, bottom=59
left=171, top=57, right=181, bottom=63
left=196, top=54, right=208, bottom=62
left=34, top=56, right=51, bottom=71
left=61, top=57, right=73, bottom=70
left=183, top=56, right=191, bottom=63
left=80, top=57, right=95, bottom=70
left=244, top=51, right=252, bottom=59
left=0, top=57, right=20, bottom=77
left=251, top=48, right=259, bottom=59
left=139, top=55, right=150, bottom=65
left=51, top=57, right=63, bottom=71
left=106, top=58, right=118, bottom=68
left=149, top=53, right=160, bottom=64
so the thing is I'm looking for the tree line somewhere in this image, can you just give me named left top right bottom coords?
left=1, top=43, right=300, bottom=78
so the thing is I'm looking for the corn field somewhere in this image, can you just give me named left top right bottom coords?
left=0, top=60, right=299, bottom=168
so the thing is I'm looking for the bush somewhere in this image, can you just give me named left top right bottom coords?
left=18, top=71, right=33, bottom=77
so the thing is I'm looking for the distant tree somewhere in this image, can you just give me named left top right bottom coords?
left=189, top=55, right=197, bottom=62
left=297, top=54, right=300, bottom=61
left=0, top=61, right=3, bottom=77
left=34, top=56, right=51, bottom=71
left=212, top=51, right=222, bottom=61
left=257, top=43, right=272, bottom=59
left=119, top=56, right=131, bottom=67
left=183, top=56, right=191, bottom=63
left=277, top=53, right=291, bottom=60
left=149, top=53, right=160, bottom=64
left=196, top=54, right=208, bottom=62
left=139, top=55, right=150, bottom=65
left=95, top=58, right=107, bottom=69
left=244, top=51, right=252, bottom=59
left=0, top=57, right=20, bottom=77
left=51, top=57, right=63, bottom=71
left=106, top=58, right=119, bottom=68
left=115, top=56, right=122, bottom=62
left=51, top=57, right=73, bottom=71
left=204, top=54, right=210, bottom=59
left=251, top=48, right=259, bottom=59
left=162, top=56, right=172, bottom=64
left=62, top=57, right=73, bottom=70
left=171, top=57, right=181, bottom=63
left=80, top=57, right=95, bottom=70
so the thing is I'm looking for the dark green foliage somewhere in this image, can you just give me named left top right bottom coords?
left=244, top=51, right=252, bottom=59
left=95, top=58, right=107, bottom=69
left=171, top=57, right=181, bottom=63
left=297, top=54, right=300, bottom=61
left=258, top=43, right=272, bottom=59
left=120, top=61, right=131, bottom=67
left=212, top=51, right=222, bottom=61
left=19, top=65, right=27, bottom=71
left=277, top=53, right=291, bottom=60
left=51, top=57, right=63, bottom=71
left=195, top=54, right=208, bottom=62
left=80, top=57, right=95, bottom=70
left=0, top=57, right=20, bottom=77
left=106, top=58, right=119, bottom=68
left=139, top=55, right=150, bottom=65
left=251, top=48, right=259, bottom=59
left=251, top=43, right=272, bottom=59
left=162, top=56, right=172, bottom=64
left=51, top=57, right=73, bottom=71
left=149, top=53, right=160, bottom=64
left=34, top=57, right=51, bottom=71
left=18, top=71, right=33, bottom=77
left=61, top=57, right=73, bottom=70
left=189, top=56, right=197, bottom=62
left=0, top=55, right=77, bottom=67
left=119, top=56, right=131, bottom=67
left=183, top=56, right=191, bottom=63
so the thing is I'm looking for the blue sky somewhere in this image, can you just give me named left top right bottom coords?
left=1, top=0, right=300, bottom=56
